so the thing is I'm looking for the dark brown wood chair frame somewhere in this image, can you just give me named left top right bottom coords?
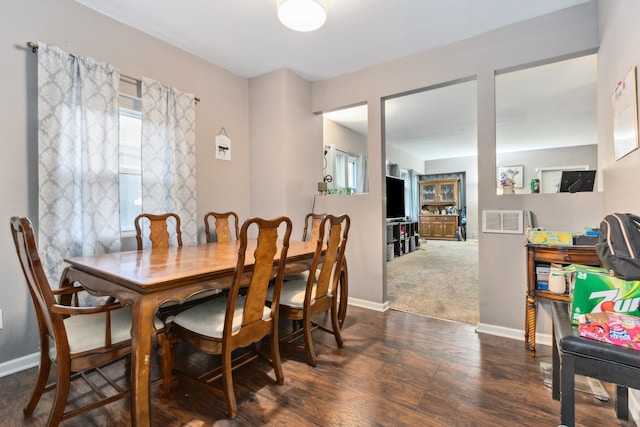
left=276, top=214, right=350, bottom=366
left=164, top=216, right=292, bottom=418
left=10, top=216, right=170, bottom=427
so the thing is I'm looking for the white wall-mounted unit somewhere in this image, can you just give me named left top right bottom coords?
left=482, top=210, right=524, bottom=234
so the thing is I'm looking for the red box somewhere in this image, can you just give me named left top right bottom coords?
left=578, top=311, right=640, bottom=351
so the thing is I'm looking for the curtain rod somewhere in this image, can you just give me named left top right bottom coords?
left=27, top=42, right=200, bottom=103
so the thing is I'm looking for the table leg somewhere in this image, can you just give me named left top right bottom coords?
left=526, top=296, right=536, bottom=355
left=524, top=295, right=530, bottom=348
left=130, top=298, right=156, bottom=427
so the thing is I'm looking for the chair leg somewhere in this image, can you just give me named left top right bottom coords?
left=24, top=349, right=51, bottom=417
left=157, top=331, right=174, bottom=397
left=616, top=385, right=629, bottom=420
left=124, top=355, right=131, bottom=385
left=560, top=352, right=576, bottom=427
left=331, top=304, right=344, bottom=348
left=303, top=314, right=317, bottom=367
left=338, top=260, right=348, bottom=329
left=221, top=348, right=237, bottom=419
left=270, top=328, right=284, bottom=385
left=552, top=327, right=560, bottom=401
left=48, top=361, right=71, bottom=427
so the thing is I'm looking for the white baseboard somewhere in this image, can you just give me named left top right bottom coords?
left=347, top=298, right=388, bottom=312
left=0, top=351, right=39, bottom=378
left=475, top=322, right=552, bottom=347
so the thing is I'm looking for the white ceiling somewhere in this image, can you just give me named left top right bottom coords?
left=75, top=0, right=596, bottom=161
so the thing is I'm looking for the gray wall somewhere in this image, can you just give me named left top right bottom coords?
left=598, top=0, right=640, bottom=214
left=386, top=144, right=426, bottom=174
left=248, top=68, right=320, bottom=229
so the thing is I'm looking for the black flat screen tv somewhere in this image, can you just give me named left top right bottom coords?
left=559, top=170, right=596, bottom=193
left=386, top=176, right=406, bottom=220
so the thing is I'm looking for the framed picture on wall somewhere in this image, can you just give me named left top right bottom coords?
left=613, top=66, right=639, bottom=160
left=497, top=165, right=524, bottom=188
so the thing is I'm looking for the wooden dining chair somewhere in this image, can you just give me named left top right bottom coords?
left=164, top=216, right=292, bottom=418
left=204, top=211, right=239, bottom=244
left=135, top=212, right=223, bottom=316
left=135, top=212, right=182, bottom=250
left=268, top=214, right=350, bottom=366
left=10, top=216, right=170, bottom=427
left=283, top=213, right=326, bottom=281
left=302, top=212, right=326, bottom=242
left=283, top=212, right=349, bottom=328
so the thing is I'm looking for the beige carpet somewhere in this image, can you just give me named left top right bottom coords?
left=386, top=239, right=479, bottom=324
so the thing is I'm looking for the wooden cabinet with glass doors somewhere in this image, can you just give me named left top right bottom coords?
left=419, top=178, right=459, bottom=240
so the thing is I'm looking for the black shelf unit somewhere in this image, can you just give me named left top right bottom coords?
left=386, top=220, right=419, bottom=260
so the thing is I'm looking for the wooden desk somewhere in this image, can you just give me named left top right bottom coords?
left=525, top=244, right=601, bottom=356
left=62, top=240, right=322, bottom=427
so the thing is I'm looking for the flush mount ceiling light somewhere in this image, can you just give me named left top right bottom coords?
left=277, top=0, right=328, bottom=32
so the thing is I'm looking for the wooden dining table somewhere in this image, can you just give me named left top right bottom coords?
left=61, top=239, right=346, bottom=427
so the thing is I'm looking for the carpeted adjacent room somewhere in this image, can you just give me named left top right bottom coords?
left=386, top=239, right=479, bottom=324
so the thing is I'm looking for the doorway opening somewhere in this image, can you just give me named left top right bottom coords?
left=383, top=78, right=479, bottom=324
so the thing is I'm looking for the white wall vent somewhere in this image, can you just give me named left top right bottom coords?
left=482, top=210, right=524, bottom=234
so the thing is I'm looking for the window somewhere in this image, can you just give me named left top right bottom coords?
left=118, top=98, right=142, bottom=233
left=335, top=150, right=358, bottom=190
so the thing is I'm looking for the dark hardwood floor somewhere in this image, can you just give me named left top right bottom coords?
left=0, top=306, right=636, bottom=426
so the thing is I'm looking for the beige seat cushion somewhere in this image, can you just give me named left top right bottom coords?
left=52, top=305, right=164, bottom=359
left=283, top=267, right=321, bottom=283
left=172, top=296, right=271, bottom=339
left=268, top=280, right=325, bottom=308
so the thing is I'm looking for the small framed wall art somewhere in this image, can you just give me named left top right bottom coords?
left=497, top=165, right=524, bottom=188
left=215, top=128, right=231, bottom=161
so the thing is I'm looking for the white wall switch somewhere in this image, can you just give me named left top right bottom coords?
left=0, top=309, right=3, bottom=329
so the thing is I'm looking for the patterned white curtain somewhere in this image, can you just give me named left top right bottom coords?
left=408, top=169, right=419, bottom=221
left=141, top=77, right=197, bottom=246
left=37, top=42, right=121, bottom=285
